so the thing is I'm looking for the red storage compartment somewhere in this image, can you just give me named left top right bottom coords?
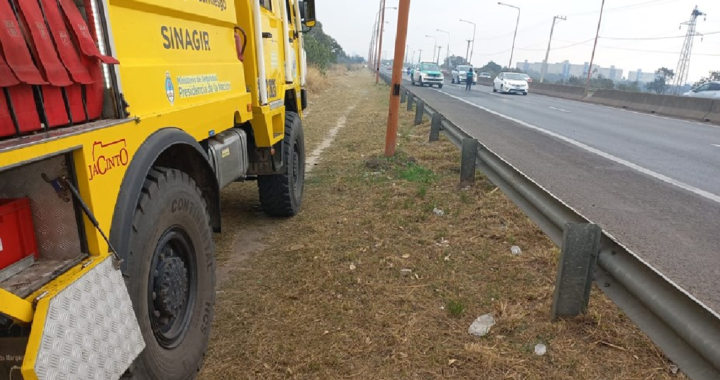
left=0, top=198, right=38, bottom=271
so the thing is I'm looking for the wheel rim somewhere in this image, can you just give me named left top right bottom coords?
left=148, top=227, right=196, bottom=349
left=292, top=139, right=303, bottom=199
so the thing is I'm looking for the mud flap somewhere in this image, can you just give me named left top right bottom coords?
left=21, top=257, right=145, bottom=380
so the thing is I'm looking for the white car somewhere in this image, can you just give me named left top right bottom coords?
left=493, top=72, right=529, bottom=95
left=451, top=65, right=477, bottom=85
left=683, top=81, right=720, bottom=99
left=411, top=62, right=444, bottom=88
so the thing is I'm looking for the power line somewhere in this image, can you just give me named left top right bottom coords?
left=566, top=0, right=681, bottom=17
left=600, top=31, right=720, bottom=40
left=517, top=38, right=595, bottom=51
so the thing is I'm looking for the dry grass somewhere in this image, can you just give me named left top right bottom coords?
left=305, top=65, right=331, bottom=95
left=200, top=70, right=685, bottom=380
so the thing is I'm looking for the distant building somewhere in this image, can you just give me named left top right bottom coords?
left=627, top=69, right=657, bottom=83
left=517, top=60, right=623, bottom=81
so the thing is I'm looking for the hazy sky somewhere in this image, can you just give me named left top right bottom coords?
left=316, top=0, right=720, bottom=83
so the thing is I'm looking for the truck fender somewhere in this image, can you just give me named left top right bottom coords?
left=108, top=127, right=220, bottom=274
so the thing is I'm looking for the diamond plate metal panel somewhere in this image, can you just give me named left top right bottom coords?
left=31, top=258, right=145, bottom=380
left=0, top=154, right=81, bottom=260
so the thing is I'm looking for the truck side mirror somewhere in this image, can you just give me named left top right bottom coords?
left=299, top=0, right=316, bottom=28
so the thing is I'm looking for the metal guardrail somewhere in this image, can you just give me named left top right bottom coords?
left=377, top=71, right=720, bottom=380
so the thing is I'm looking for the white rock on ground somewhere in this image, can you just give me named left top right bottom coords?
left=534, top=343, right=547, bottom=356
left=468, top=314, right=495, bottom=337
left=433, top=208, right=444, bottom=216
left=510, top=245, right=522, bottom=255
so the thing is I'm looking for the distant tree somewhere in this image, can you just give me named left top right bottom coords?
left=592, top=75, right=615, bottom=90
left=616, top=81, right=641, bottom=92
left=476, top=61, right=502, bottom=75
left=645, top=67, right=674, bottom=94
left=567, top=75, right=584, bottom=87
left=443, top=55, right=469, bottom=69
left=305, top=22, right=346, bottom=70
left=693, top=70, right=720, bottom=87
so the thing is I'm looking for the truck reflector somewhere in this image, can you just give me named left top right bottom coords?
left=22, top=257, right=145, bottom=380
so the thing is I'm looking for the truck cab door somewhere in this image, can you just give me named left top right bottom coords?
left=259, top=0, right=284, bottom=105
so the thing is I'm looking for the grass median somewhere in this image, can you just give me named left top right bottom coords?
left=199, top=68, right=684, bottom=380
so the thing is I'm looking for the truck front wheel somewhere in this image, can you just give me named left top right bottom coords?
left=257, top=111, right=306, bottom=217
left=124, top=167, right=215, bottom=380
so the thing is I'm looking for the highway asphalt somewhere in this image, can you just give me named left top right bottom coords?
left=398, top=71, right=720, bottom=315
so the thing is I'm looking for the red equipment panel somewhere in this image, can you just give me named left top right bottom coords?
left=0, top=198, right=38, bottom=271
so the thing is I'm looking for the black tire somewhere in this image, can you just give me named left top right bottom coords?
left=438, top=84, right=443, bottom=89
left=420, top=78, right=424, bottom=87
left=493, top=86, right=497, bottom=93
left=124, top=168, right=215, bottom=380
left=257, top=111, right=305, bottom=217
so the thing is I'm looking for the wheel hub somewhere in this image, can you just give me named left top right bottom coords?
left=153, top=255, right=188, bottom=322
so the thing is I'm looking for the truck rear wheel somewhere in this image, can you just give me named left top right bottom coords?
left=124, top=167, right=215, bottom=380
left=257, top=111, right=305, bottom=217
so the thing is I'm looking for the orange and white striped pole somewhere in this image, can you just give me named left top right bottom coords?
left=384, top=0, right=411, bottom=157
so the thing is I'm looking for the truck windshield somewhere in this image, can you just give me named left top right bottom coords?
left=456, top=66, right=471, bottom=72
left=420, top=63, right=440, bottom=71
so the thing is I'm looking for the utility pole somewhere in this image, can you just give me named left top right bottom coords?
left=372, top=0, right=383, bottom=71
left=385, top=0, right=411, bottom=157
left=585, top=0, right=605, bottom=94
left=437, top=29, right=450, bottom=69
left=418, top=49, right=422, bottom=64
left=460, top=20, right=476, bottom=65
left=404, top=45, right=409, bottom=65
left=673, top=6, right=706, bottom=94
left=465, top=40, right=472, bottom=64
left=425, top=35, right=437, bottom=64
left=375, top=0, right=388, bottom=84
left=436, top=46, right=442, bottom=65
left=498, top=2, right=520, bottom=69
left=540, top=15, right=566, bottom=83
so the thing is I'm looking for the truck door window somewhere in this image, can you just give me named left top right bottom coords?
left=260, top=0, right=272, bottom=10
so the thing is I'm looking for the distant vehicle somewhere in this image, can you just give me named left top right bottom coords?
left=478, top=72, right=492, bottom=79
left=683, top=81, right=720, bottom=98
left=451, top=65, right=477, bottom=85
left=412, top=62, right=444, bottom=88
left=519, top=73, right=533, bottom=83
left=493, top=72, right=529, bottom=95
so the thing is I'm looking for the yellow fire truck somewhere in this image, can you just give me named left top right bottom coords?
left=0, top=0, right=315, bottom=378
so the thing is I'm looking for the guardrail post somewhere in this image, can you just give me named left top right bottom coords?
left=414, top=99, right=424, bottom=125
left=460, top=138, right=478, bottom=186
left=552, top=223, right=602, bottom=319
left=429, top=113, right=441, bottom=142
left=407, top=93, right=414, bottom=111
left=401, top=89, right=407, bottom=104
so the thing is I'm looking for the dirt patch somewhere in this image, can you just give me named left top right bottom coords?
left=200, top=71, right=684, bottom=380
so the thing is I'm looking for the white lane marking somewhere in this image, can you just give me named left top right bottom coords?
left=549, top=106, right=571, bottom=113
left=437, top=89, right=720, bottom=204
left=306, top=103, right=357, bottom=173
left=713, top=144, right=720, bottom=148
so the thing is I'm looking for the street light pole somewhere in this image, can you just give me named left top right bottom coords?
left=418, top=49, right=422, bottom=64
left=540, top=15, right=566, bottom=82
left=425, top=35, right=437, bottom=63
left=459, top=19, right=476, bottom=65
left=498, top=2, right=520, bottom=69
left=405, top=45, right=409, bottom=65
left=437, top=29, right=450, bottom=69
left=586, top=0, right=605, bottom=94
left=436, top=46, right=442, bottom=65
left=375, top=5, right=397, bottom=83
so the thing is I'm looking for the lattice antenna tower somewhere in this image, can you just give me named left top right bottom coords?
left=673, top=6, right=706, bottom=94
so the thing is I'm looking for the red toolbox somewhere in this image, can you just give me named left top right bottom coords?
left=0, top=198, right=38, bottom=273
